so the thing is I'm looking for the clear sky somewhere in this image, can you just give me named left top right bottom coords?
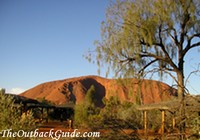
left=0, top=0, right=199, bottom=94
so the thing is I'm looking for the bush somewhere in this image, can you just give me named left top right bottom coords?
left=0, top=92, right=36, bottom=139
left=74, top=85, right=100, bottom=128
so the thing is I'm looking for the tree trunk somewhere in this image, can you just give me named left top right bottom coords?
left=177, top=51, right=185, bottom=100
left=177, top=71, right=184, bottom=100
left=177, top=70, right=186, bottom=139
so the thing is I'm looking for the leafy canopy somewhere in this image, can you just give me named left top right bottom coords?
left=87, top=0, right=200, bottom=81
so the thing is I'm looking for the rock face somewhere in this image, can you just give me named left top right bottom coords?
left=20, top=76, right=177, bottom=106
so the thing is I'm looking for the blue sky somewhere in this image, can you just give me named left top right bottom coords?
left=0, top=0, right=199, bottom=94
left=0, top=0, right=109, bottom=94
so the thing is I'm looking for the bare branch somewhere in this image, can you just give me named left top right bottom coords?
left=140, top=36, right=179, bottom=72
left=138, top=59, right=158, bottom=74
left=116, top=60, right=130, bottom=76
left=183, top=32, right=200, bottom=56
left=162, top=69, right=179, bottom=84
left=168, top=28, right=179, bottom=47
left=188, top=33, right=200, bottom=40
left=180, top=8, right=190, bottom=47
left=190, top=42, right=200, bottom=49
left=185, top=64, right=200, bottom=88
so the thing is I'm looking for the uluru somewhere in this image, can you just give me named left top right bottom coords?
left=20, top=75, right=177, bottom=106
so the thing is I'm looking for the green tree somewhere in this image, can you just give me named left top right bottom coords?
left=0, top=92, right=35, bottom=139
left=0, top=88, right=5, bottom=94
left=87, top=0, right=200, bottom=100
left=74, top=85, right=99, bottom=127
left=85, top=85, right=96, bottom=107
left=93, top=97, right=141, bottom=139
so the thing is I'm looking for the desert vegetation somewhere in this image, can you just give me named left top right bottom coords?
left=72, top=85, right=200, bottom=140
left=84, top=0, right=200, bottom=139
left=1, top=0, right=200, bottom=139
left=0, top=89, right=36, bottom=140
left=1, top=82, right=199, bottom=140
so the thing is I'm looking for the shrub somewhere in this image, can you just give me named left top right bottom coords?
left=74, top=85, right=100, bottom=128
left=0, top=92, right=36, bottom=139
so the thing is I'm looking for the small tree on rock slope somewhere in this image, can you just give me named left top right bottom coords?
left=74, top=85, right=99, bottom=127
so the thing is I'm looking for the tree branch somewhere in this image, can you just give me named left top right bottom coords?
left=140, top=38, right=179, bottom=72
left=183, top=33, right=200, bottom=56
left=180, top=8, right=190, bottom=47
left=168, top=28, right=179, bottom=47
left=188, top=33, right=200, bottom=40
left=183, top=41, right=200, bottom=56
left=185, top=64, right=200, bottom=88
left=138, top=59, right=158, bottom=74
left=119, top=52, right=169, bottom=64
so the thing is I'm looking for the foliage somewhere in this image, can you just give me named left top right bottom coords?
left=99, top=97, right=142, bottom=139
left=74, top=85, right=100, bottom=128
left=86, top=0, right=200, bottom=99
left=74, top=104, right=88, bottom=127
left=85, top=85, right=96, bottom=106
left=0, top=92, right=36, bottom=139
left=98, top=97, right=143, bottom=130
left=0, top=88, right=6, bottom=94
left=73, top=94, right=200, bottom=139
left=188, top=116, right=200, bottom=139
left=78, top=96, right=142, bottom=139
left=73, top=95, right=141, bottom=139
left=37, top=97, right=55, bottom=105
left=147, top=110, right=162, bottom=131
